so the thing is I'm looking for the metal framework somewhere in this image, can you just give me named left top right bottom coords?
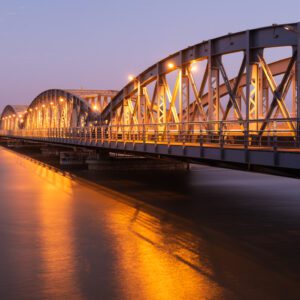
left=0, top=105, right=28, bottom=130
left=1, top=89, right=118, bottom=131
left=2, top=23, right=300, bottom=170
left=100, top=23, right=300, bottom=137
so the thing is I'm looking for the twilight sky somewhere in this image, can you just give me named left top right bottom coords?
left=0, top=0, right=299, bottom=111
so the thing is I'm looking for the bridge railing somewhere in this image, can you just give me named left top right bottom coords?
left=0, top=118, right=299, bottom=150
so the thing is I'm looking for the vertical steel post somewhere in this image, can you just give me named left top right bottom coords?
left=297, top=22, right=300, bottom=144
left=208, top=40, right=214, bottom=123
left=137, top=79, right=141, bottom=125
left=249, top=64, right=259, bottom=131
left=292, top=71, right=296, bottom=118
left=208, top=40, right=219, bottom=130
left=157, top=75, right=166, bottom=125
left=180, top=66, right=190, bottom=129
left=245, top=31, right=251, bottom=149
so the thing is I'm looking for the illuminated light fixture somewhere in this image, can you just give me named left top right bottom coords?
left=29, top=108, right=33, bottom=112
left=42, top=104, right=45, bottom=108
left=18, top=114, right=22, bottom=118
left=168, top=62, right=175, bottom=69
left=50, top=101, right=54, bottom=105
left=92, top=105, right=98, bottom=111
left=20, top=119, right=24, bottom=123
left=190, top=63, right=197, bottom=72
left=35, top=107, right=38, bottom=110
left=283, top=25, right=300, bottom=34
left=283, top=25, right=294, bottom=32
left=13, top=114, right=15, bottom=117
left=128, top=75, right=134, bottom=81
left=59, top=97, right=64, bottom=102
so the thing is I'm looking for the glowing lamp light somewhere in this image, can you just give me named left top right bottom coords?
left=284, top=25, right=294, bottom=31
left=128, top=75, right=134, bottom=81
left=168, top=62, right=175, bottom=69
left=92, top=105, right=98, bottom=111
left=42, top=104, right=45, bottom=108
left=18, top=114, right=22, bottom=118
left=190, top=63, right=197, bottom=72
left=50, top=102, right=54, bottom=105
left=59, top=97, right=64, bottom=102
left=29, top=108, right=33, bottom=112
left=35, top=107, right=38, bottom=110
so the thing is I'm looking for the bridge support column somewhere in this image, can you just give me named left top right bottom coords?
left=86, top=154, right=189, bottom=171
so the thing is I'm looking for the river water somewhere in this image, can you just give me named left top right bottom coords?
left=0, top=146, right=300, bottom=299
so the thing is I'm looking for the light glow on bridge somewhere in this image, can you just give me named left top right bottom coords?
left=167, top=62, right=175, bottom=69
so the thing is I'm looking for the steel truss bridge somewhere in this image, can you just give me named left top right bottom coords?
left=2, top=23, right=300, bottom=170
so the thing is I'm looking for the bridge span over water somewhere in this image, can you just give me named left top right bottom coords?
left=2, top=23, right=300, bottom=170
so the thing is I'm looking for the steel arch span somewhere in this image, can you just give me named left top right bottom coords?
left=100, top=23, right=300, bottom=137
left=2, top=22, right=300, bottom=171
left=1, top=89, right=118, bottom=131
left=1, top=105, right=28, bottom=130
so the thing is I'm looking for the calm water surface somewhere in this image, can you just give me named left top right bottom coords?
left=0, top=147, right=300, bottom=299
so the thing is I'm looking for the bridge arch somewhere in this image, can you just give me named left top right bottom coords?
left=100, top=22, right=299, bottom=136
left=24, top=89, right=118, bottom=130
left=0, top=105, right=28, bottom=130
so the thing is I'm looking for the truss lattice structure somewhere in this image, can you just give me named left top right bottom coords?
left=1, top=23, right=300, bottom=170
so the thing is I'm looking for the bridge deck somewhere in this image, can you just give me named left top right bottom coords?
left=2, top=128, right=300, bottom=170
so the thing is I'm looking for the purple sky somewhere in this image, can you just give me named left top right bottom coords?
left=0, top=0, right=299, bottom=111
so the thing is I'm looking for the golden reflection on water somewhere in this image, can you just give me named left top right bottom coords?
left=18, top=156, right=81, bottom=298
left=11, top=150, right=226, bottom=299
left=2, top=148, right=300, bottom=299
left=103, top=207, right=224, bottom=300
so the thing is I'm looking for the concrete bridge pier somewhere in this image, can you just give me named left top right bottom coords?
left=59, top=150, right=92, bottom=166
left=86, top=152, right=189, bottom=171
